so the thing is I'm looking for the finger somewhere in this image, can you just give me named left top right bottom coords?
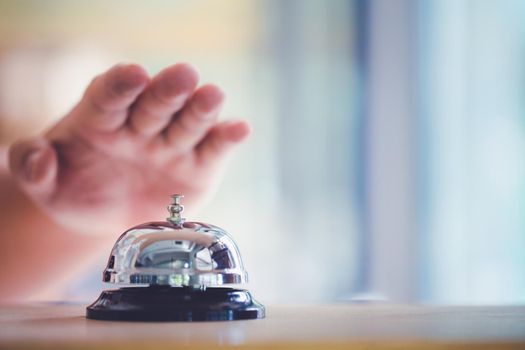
left=196, top=120, right=251, bottom=166
left=8, top=138, right=58, bottom=200
left=70, top=63, right=149, bottom=132
left=128, top=63, right=199, bottom=137
left=165, top=84, right=225, bottom=154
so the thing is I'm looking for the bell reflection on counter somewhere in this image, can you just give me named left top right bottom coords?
left=86, top=194, right=265, bottom=322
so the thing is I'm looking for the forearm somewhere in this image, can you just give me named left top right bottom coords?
left=0, top=171, right=113, bottom=302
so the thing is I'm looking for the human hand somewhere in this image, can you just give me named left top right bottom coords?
left=8, top=63, right=250, bottom=235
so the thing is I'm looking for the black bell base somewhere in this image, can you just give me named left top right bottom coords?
left=86, top=286, right=265, bottom=322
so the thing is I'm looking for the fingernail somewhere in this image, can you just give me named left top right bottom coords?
left=113, top=75, right=147, bottom=95
left=227, top=121, right=252, bottom=142
left=194, top=86, right=225, bottom=115
left=112, top=66, right=148, bottom=96
left=24, top=149, right=46, bottom=182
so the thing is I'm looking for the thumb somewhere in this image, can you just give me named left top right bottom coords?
left=8, top=138, right=58, bottom=199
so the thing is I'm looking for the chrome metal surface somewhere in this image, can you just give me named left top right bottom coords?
left=103, top=196, right=248, bottom=287
left=103, top=221, right=247, bottom=286
left=167, top=194, right=185, bottom=226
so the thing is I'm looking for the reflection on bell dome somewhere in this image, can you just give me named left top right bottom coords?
left=103, top=221, right=248, bottom=287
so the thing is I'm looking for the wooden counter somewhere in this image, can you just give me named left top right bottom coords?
left=1, top=304, right=524, bottom=349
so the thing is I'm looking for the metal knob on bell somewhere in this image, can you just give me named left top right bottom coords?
left=86, top=195, right=265, bottom=322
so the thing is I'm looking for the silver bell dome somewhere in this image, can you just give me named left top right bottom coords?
left=102, top=195, right=248, bottom=287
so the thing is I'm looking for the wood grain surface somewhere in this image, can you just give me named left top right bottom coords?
left=1, top=304, right=524, bottom=349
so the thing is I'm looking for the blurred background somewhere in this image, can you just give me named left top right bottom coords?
left=0, top=0, right=524, bottom=305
